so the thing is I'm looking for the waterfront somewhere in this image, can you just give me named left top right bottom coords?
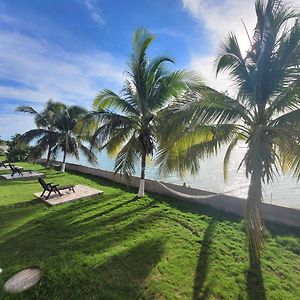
left=63, top=143, right=300, bottom=210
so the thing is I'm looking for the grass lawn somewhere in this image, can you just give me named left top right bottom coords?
left=0, top=161, right=300, bottom=299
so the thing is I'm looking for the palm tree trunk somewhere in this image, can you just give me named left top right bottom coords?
left=61, top=133, right=68, bottom=172
left=61, top=149, right=67, bottom=172
left=245, top=165, right=263, bottom=264
left=138, top=152, right=146, bottom=197
left=46, top=144, right=51, bottom=168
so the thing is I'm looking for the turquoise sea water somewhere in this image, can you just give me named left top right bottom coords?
left=62, top=144, right=300, bottom=210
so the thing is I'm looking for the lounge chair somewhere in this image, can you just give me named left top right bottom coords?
left=8, top=164, right=24, bottom=177
left=0, top=160, right=7, bottom=168
left=38, top=177, right=75, bottom=199
left=8, top=164, right=32, bottom=177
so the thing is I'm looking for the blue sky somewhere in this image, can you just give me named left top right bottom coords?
left=0, top=0, right=298, bottom=139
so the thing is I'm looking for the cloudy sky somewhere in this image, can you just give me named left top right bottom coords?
left=0, top=0, right=298, bottom=139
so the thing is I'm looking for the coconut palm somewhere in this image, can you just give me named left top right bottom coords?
left=16, top=100, right=64, bottom=168
left=17, top=101, right=96, bottom=171
left=54, top=104, right=97, bottom=172
left=91, top=28, right=201, bottom=197
left=157, top=0, right=300, bottom=261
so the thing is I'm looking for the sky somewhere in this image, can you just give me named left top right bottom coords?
left=0, top=0, right=298, bottom=139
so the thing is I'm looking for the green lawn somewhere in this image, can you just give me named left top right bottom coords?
left=0, top=162, right=300, bottom=299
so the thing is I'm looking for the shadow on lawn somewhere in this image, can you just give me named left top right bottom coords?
left=0, top=198, right=41, bottom=209
left=246, top=253, right=266, bottom=300
left=0, top=193, right=161, bottom=261
left=94, top=238, right=165, bottom=299
left=0, top=178, right=39, bottom=187
left=72, top=196, right=139, bottom=224
left=0, top=209, right=164, bottom=299
left=193, top=220, right=216, bottom=300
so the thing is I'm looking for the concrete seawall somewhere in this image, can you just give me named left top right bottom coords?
left=38, top=159, right=300, bottom=228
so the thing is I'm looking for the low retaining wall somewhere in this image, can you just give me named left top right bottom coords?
left=38, top=159, right=300, bottom=228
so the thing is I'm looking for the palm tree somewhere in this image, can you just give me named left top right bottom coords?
left=55, top=104, right=97, bottom=172
left=17, top=101, right=96, bottom=171
left=16, top=100, right=64, bottom=168
left=91, top=29, right=201, bottom=197
left=157, top=0, right=300, bottom=262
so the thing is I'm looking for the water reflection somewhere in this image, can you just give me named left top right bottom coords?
left=60, top=143, right=300, bottom=209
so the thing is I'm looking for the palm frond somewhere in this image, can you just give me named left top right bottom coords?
left=266, top=82, right=300, bottom=117
left=16, top=105, right=39, bottom=115
left=215, top=32, right=252, bottom=96
left=148, top=71, right=202, bottom=112
left=106, top=127, right=134, bottom=158
left=223, top=135, right=242, bottom=182
left=156, top=124, right=237, bottom=177
left=244, top=125, right=280, bottom=183
left=20, top=129, right=50, bottom=143
left=79, top=144, right=97, bottom=164
left=171, top=88, right=252, bottom=127
left=270, top=108, right=300, bottom=126
left=94, top=89, right=138, bottom=115
left=114, top=134, right=141, bottom=179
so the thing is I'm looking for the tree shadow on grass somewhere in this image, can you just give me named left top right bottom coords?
left=61, top=207, right=162, bottom=256
left=93, top=238, right=165, bottom=299
left=193, top=220, right=216, bottom=300
left=17, top=238, right=166, bottom=300
left=246, top=251, right=266, bottom=300
left=0, top=198, right=41, bottom=209
left=0, top=208, right=165, bottom=299
left=0, top=197, right=162, bottom=264
left=71, top=196, right=139, bottom=225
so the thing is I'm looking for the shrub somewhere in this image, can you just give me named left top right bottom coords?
left=6, top=134, right=32, bottom=162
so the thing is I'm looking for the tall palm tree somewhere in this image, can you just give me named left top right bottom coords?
left=16, top=100, right=64, bottom=168
left=91, top=29, right=201, bottom=197
left=157, top=0, right=300, bottom=261
left=54, top=104, right=97, bottom=172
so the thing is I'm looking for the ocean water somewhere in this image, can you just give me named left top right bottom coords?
left=63, top=144, right=300, bottom=210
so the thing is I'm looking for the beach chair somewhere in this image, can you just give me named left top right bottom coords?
left=38, top=177, right=75, bottom=199
left=0, top=160, right=7, bottom=168
left=8, top=164, right=24, bottom=177
left=8, top=164, right=33, bottom=177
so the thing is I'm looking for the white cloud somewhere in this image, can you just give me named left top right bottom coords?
left=0, top=114, right=35, bottom=140
left=182, top=0, right=256, bottom=93
left=181, top=0, right=299, bottom=93
left=0, top=30, right=124, bottom=106
left=190, top=55, right=233, bottom=93
left=82, top=0, right=105, bottom=26
left=182, top=0, right=256, bottom=50
left=0, top=29, right=125, bottom=138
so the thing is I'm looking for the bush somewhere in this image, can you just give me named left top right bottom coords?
left=0, top=136, right=6, bottom=155
left=6, top=134, right=32, bottom=162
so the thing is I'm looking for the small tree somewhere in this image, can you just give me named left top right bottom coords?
left=6, top=134, right=31, bottom=162
left=16, top=100, right=64, bottom=168
left=17, top=101, right=96, bottom=171
left=0, top=136, right=6, bottom=155
left=54, top=104, right=96, bottom=172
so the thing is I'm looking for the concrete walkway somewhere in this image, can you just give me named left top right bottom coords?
left=1, top=172, right=44, bottom=180
left=0, top=165, right=21, bottom=171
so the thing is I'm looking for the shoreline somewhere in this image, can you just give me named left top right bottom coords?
left=36, top=158, right=300, bottom=229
